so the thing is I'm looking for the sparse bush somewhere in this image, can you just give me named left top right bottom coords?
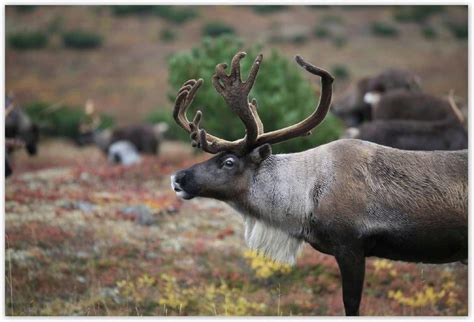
left=446, top=21, right=468, bottom=40
left=62, top=30, right=103, bottom=49
left=421, top=25, right=438, bottom=39
left=251, top=5, right=289, bottom=14
left=111, top=5, right=153, bottom=16
left=166, top=36, right=343, bottom=153
left=160, top=28, right=177, bottom=42
left=290, top=34, right=308, bottom=45
left=8, top=31, right=48, bottom=50
left=313, top=26, right=331, bottom=39
left=370, top=21, right=399, bottom=37
left=202, top=22, right=235, bottom=37
left=332, top=36, right=347, bottom=48
left=331, top=65, right=350, bottom=80
left=12, top=5, right=37, bottom=13
left=111, top=5, right=197, bottom=24
left=152, top=6, right=197, bottom=24
left=24, top=101, right=114, bottom=138
left=393, top=6, right=444, bottom=24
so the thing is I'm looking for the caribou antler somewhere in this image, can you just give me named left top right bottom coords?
left=173, top=52, right=334, bottom=155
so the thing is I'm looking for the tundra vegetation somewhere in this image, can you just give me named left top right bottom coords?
left=5, top=5, right=467, bottom=317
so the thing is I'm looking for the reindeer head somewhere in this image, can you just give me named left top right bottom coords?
left=171, top=52, right=334, bottom=201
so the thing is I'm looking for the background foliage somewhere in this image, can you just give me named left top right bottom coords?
left=150, top=36, right=343, bottom=154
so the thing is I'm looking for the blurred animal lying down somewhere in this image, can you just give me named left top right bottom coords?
left=107, top=141, right=141, bottom=166
left=332, top=68, right=422, bottom=126
left=342, top=118, right=467, bottom=151
left=77, top=123, right=168, bottom=155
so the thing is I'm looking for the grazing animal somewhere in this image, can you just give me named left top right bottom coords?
left=5, top=96, right=39, bottom=156
left=332, top=69, right=421, bottom=126
left=77, top=123, right=168, bottom=155
left=169, top=52, right=467, bottom=316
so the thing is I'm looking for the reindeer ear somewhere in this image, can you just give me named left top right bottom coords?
left=249, top=144, right=272, bottom=164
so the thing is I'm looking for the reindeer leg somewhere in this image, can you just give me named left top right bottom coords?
left=334, top=247, right=365, bottom=316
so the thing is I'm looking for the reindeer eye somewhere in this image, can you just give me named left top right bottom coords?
left=223, top=158, right=234, bottom=168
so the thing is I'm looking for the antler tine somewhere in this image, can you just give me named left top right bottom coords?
left=5, top=98, right=16, bottom=118
left=173, top=78, right=241, bottom=153
left=255, top=55, right=334, bottom=146
left=211, top=52, right=264, bottom=151
left=250, top=98, right=264, bottom=135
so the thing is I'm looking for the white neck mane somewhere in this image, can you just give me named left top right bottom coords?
left=229, top=151, right=328, bottom=265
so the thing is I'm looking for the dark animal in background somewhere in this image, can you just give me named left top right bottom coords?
left=5, top=96, right=40, bottom=177
left=170, top=52, right=467, bottom=316
left=343, top=90, right=468, bottom=150
left=343, top=118, right=467, bottom=151
left=371, top=90, right=457, bottom=122
left=5, top=96, right=39, bottom=156
left=77, top=123, right=168, bottom=155
left=332, top=69, right=421, bottom=126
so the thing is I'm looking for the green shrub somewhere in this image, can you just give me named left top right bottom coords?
left=165, top=36, right=343, bottom=153
left=446, top=21, right=468, bottom=40
left=12, top=5, right=37, bottom=13
left=370, top=21, right=399, bottom=37
left=331, top=65, right=350, bottom=80
left=23, top=102, right=114, bottom=138
left=152, top=6, right=197, bottom=24
left=160, top=28, right=177, bottom=42
left=313, top=26, right=331, bottom=39
left=62, top=30, right=103, bottom=49
left=202, top=22, right=235, bottom=37
left=111, top=5, right=197, bottom=24
left=421, top=25, right=438, bottom=39
left=111, top=5, right=153, bottom=16
left=251, top=6, right=289, bottom=14
left=393, top=6, right=444, bottom=24
left=8, top=31, right=48, bottom=50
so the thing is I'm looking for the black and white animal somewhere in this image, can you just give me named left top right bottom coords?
left=107, top=140, right=142, bottom=166
left=169, top=53, right=467, bottom=316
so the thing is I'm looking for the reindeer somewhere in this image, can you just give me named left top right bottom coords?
left=76, top=100, right=168, bottom=155
left=5, top=95, right=39, bottom=156
left=332, top=69, right=422, bottom=126
left=5, top=96, right=40, bottom=177
left=169, top=52, right=467, bottom=316
left=342, top=118, right=467, bottom=151
left=342, top=90, right=468, bottom=150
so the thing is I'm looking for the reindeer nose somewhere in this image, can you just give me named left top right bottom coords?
left=174, top=171, right=187, bottom=186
